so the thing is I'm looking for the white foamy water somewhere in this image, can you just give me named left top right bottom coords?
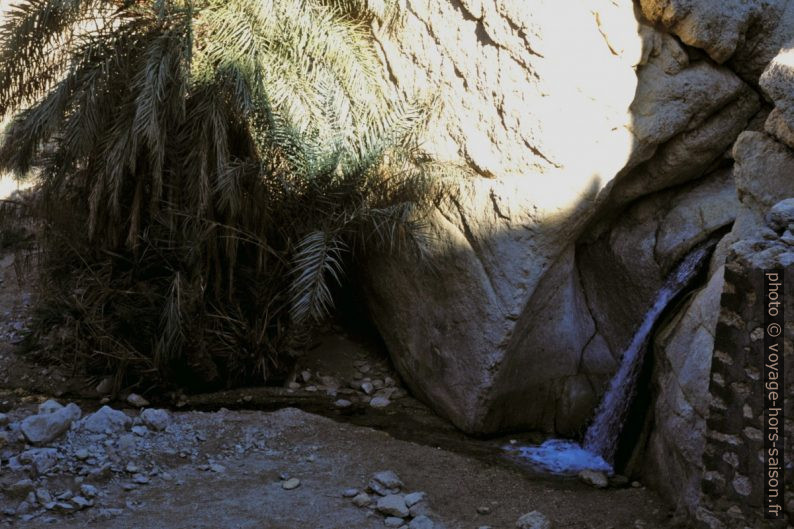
left=510, top=244, right=712, bottom=475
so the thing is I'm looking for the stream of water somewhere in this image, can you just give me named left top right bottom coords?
left=511, top=243, right=713, bottom=475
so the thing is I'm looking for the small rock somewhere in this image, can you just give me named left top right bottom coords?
left=410, top=502, right=432, bottom=518
left=766, top=198, right=794, bottom=232
left=37, top=399, right=63, bottom=415
left=516, top=511, right=553, bottom=529
left=209, top=463, right=226, bottom=473
left=82, top=406, right=132, bottom=434
left=80, top=484, right=99, bottom=498
left=609, top=474, right=630, bottom=488
left=409, top=515, right=435, bottom=529
left=342, top=488, right=359, bottom=498
left=20, top=403, right=81, bottom=444
left=288, top=382, right=301, bottom=390
left=373, top=470, right=403, bottom=489
left=370, top=397, right=391, bottom=408
left=404, top=491, right=425, bottom=507
left=781, top=230, right=794, bottom=246
left=384, top=377, right=396, bottom=387
left=361, top=382, right=374, bottom=395
left=477, top=506, right=492, bottom=515
left=578, top=469, right=608, bottom=489
left=334, top=399, right=352, bottom=408
left=631, top=481, right=642, bottom=488
left=71, top=495, right=93, bottom=509
left=385, top=517, right=405, bottom=528
left=300, top=370, right=312, bottom=383
left=36, top=488, right=53, bottom=504
left=6, top=479, right=35, bottom=500
left=282, top=478, right=301, bottom=490
left=141, top=408, right=170, bottom=431
left=126, top=393, right=149, bottom=407
left=95, top=377, right=114, bottom=395
left=19, top=447, right=59, bottom=474
left=132, top=425, right=148, bottom=436
left=126, top=462, right=139, bottom=473
left=75, top=448, right=90, bottom=460
left=132, top=474, right=150, bottom=485
left=352, top=492, right=372, bottom=507
left=376, top=495, right=409, bottom=518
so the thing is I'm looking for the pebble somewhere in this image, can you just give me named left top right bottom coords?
left=288, top=382, right=301, bottom=390
left=80, top=484, right=99, bottom=498
left=352, top=492, right=372, bottom=507
left=132, top=474, right=150, bottom=485
left=373, top=470, right=403, bottom=489
left=516, top=510, right=552, bottom=529
left=141, top=408, right=171, bottom=431
left=631, top=481, right=642, bottom=488
left=409, top=515, right=435, bottom=529
left=376, top=495, right=409, bottom=518
left=127, top=393, right=150, bottom=407
left=342, top=488, right=359, bottom=498
left=477, top=506, right=491, bottom=515
left=361, top=382, right=374, bottom=395
left=300, top=370, right=312, bottom=383
left=385, top=517, right=405, bottom=527
left=75, top=448, right=90, bottom=460
left=209, top=463, right=226, bottom=473
left=369, top=397, right=391, bottom=408
left=404, top=491, right=425, bottom=507
left=334, top=399, right=352, bottom=408
left=578, top=470, right=608, bottom=489
left=282, top=478, right=301, bottom=490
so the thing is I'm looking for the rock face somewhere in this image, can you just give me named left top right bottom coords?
left=365, top=0, right=758, bottom=435
left=643, top=36, right=794, bottom=524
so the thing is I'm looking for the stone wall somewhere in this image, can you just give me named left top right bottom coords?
left=697, top=239, right=794, bottom=528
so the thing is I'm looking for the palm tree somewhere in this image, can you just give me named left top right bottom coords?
left=0, top=0, right=447, bottom=391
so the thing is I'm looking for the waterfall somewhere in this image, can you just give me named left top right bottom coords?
left=509, top=242, right=713, bottom=475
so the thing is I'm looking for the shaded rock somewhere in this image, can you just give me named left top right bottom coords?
left=516, top=511, right=553, bottom=529
left=5, top=479, right=35, bottom=500
left=140, top=408, right=170, bottom=431
left=404, top=491, right=425, bottom=507
left=376, top=495, right=409, bottom=518
left=370, top=397, right=391, bottom=408
left=82, top=406, right=132, bottom=434
left=765, top=199, right=794, bottom=233
left=385, top=517, right=405, bottom=528
left=126, top=393, right=150, bottom=407
left=19, top=447, right=58, bottom=474
left=37, top=399, right=63, bottom=415
left=351, top=492, right=371, bottom=508
left=578, top=470, right=608, bottom=489
left=20, top=403, right=81, bottom=445
left=281, top=478, right=300, bottom=490
left=409, top=515, right=435, bottom=529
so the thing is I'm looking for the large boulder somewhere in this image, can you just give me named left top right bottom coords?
left=364, top=0, right=758, bottom=434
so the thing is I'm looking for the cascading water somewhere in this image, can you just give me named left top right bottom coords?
left=509, top=242, right=713, bottom=475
